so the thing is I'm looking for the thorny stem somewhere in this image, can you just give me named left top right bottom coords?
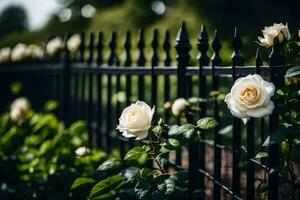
left=149, top=129, right=167, bottom=174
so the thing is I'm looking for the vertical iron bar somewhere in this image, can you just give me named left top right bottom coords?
left=96, top=32, right=104, bottom=148
left=197, top=25, right=209, bottom=193
left=151, top=29, right=159, bottom=107
left=63, top=34, right=71, bottom=126
left=211, top=29, right=222, bottom=200
left=163, top=30, right=171, bottom=123
left=268, top=44, right=284, bottom=200
left=137, top=29, right=146, bottom=100
left=231, top=27, right=244, bottom=198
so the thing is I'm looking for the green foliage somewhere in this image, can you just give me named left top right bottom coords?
left=0, top=99, right=107, bottom=199
left=197, top=117, right=218, bottom=129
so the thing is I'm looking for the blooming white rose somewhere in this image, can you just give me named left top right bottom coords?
left=10, top=97, right=31, bottom=123
left=75, top=146, right=90, bottom=157
left=224, top=74, right=275, bottom=124
left=11, top=43, right=28, bottom=61
left=258, top=23, right=291, bottom=47
left=46, top=37, right=64, bottom=56
left=117, top=100, right=155, bottom=140
left=67, top=34, right=81, bottom=53
left=0, top=47, right=11, bottom=63
left=171, top=98, right=189, bottom=116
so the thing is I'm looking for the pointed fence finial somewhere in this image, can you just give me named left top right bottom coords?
left=96, top=32, right=104, bottom=65
left=137, top=28, right=146, bottom=66
left=124, top=30, right=132, bottom=66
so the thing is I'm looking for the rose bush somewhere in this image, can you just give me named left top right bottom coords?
left=0, top=94, right=107, bottom=199
left=71, top=99, right=218, bottom=200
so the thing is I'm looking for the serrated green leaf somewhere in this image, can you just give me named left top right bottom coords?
left=135, top=179, right=151, bottom=199
left=285, top=66, right=300, bottom=77
left=71, top=177, right=95, bottom=190
left=140, top=168, right=153, bottom=177
left=197, top=117, right=218, bottom=129
left=89, top=175, right=123, bottom=199
left=177, top=124, right=195, bottom=134
left=97, top=158, right=122, bottom=171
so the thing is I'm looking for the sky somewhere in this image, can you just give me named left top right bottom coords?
left=0, top=0, right=62, bottom=30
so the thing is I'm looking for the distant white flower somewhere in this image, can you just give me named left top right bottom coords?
left=117, top=101, right=154, bottom=140
left=258, top=23, right=291, bottom=47
left=11, top=43, right=28, bottom=61
left=67, top=34, right=81, bottom=53
left=171, top=98, right=189, bottom=116
left=46, top=37, right=64, bottom=56
left=75, top=146, right=90, bottom=157
left=26, top=45, right=43, bottom=59
left=0, top=47, right=11, bottom=63
left=224, top=74, right=275, bottom=124
left=10, top=97, right=31, bottom=123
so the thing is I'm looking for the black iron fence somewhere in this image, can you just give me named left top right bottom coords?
left=0, top=22, right=291, bottom=199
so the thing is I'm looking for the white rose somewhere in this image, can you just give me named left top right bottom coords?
left=26, top=45, right=43, bottom=59
left=0, top=47, right=11, bottom=63
left=46, top=37, right=64, bottom=56
left=258, top=23, right=291, bottom=46
left=10, top=97, right=31, bottom=123
left=117, top=100, right=155, bottom=140
left=171, top=98, right=189, bottom=116
left=75, top=146, right=90, bottom=157
left=11, top=43, right=28, bottom=61
left=224, top=74, right=275, bottom=124
left=67, top=34, right=81, bottom=53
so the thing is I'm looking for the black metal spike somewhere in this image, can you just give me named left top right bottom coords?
left=79, top=32, right=85, bottom=62
left=231, top=27, right=244, bottom=66
left=175, top=21, right=192, bottom=56
left=137, top=29, right=145, bottom=66
left=108, top=32, right=117, bottom=66
left=163, top=30, right=171, bottom=66
left=211, top=30, right=222, bottom=66
left=151, top=29, right=159, bottom=66
left=124, top=30, right=132, bottom=66
left=88, top=32, right=95, bottom=64
left=96, top=32, right=104, bottom=65
left=197, top=25, right=209, bottom=65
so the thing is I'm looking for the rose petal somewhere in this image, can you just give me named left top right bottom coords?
left=135, top=131, right=148, bottom=140
left=246, top=101, right=275, bottom=118
left=224, top=94, right=248, bottom=119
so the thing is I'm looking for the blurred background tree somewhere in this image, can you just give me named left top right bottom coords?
left=0, top=0, right=299, bottom=63
left=0, top=5, right=28, bottom=39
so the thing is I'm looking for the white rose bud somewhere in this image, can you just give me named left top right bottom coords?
left=117, top=100, right=155, bottom=140
left=224, top=74, right=275, bottom=124
left=67, top=34, right=81, bottom=53
left=11, top=43, right=28, bottom=62
left=10, top=97, right=31, bottom=123
left=0, top=47, right=11, bottom=63
left=171, top=98, right=189, bottom=116
left=75, top=146, right=90, bottom=157
left=258, top=23, right=291, bottom=47
left=46, top=37, right=64, bottom=56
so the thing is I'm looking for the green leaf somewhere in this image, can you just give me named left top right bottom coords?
left=168, top=125, right=179, bottom=136
left=163, top=138, right=180, bottom=150
left=43, top=100, right=59, bottom=112
left=218, top=125, right=232, bottom=135
left=255, top=152, right=268, bottom=159
left=197, top=117, right=218, bottom=129
left=158, top=178, right=175, bottom=195
left=276, top=89, right=285, bottom=96
left=97, top=158, right=122, bottom=171
left=71, top=177, right=95, bottom=190
left=177, top=124, right=195, bottom=134
left=89, top=175, right=124, bottom=199
left=122, top=167, right=140, bottom=182
left=285, top=66, right=300, bottom=77
left=124, top=146, right=149, bottom=164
